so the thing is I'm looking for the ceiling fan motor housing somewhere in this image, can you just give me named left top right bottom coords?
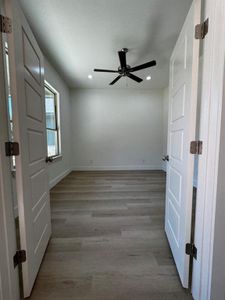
left=118, top=65, right=131, bottom=75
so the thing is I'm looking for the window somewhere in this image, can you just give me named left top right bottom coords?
left=45, top=82, right=61, bottom=158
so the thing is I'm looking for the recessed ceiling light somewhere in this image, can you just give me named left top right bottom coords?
left=88, top=74, right=93, bottom=79
left=146, top=75, right=151, bottom=81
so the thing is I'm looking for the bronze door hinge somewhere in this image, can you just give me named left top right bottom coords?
left=190, top=141, right=203, bottom=155
left=195, top=18, right=209, bottom=40
left=0, top=15, right=12, bottom=33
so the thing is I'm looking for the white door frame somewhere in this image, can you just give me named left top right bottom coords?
left=192, top=0, right=225, bottom=299
left=209, top=56, right=225, bottom=300
left=0, top=1, right=20, bottom=299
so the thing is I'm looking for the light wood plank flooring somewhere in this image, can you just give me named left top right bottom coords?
left=29, top=171, right=193, bottom=300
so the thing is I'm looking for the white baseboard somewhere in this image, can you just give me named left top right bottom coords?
left=72, top=165, right=163, bottom=171
left=49, top=168, right=71, bottom=189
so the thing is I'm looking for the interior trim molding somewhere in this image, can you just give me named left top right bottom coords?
left=72, top=165, right=163, bottom=171
left=49, top=168, right=71, bottom=189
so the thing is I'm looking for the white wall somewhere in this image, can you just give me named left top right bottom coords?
left=44, top=59, right=72, bottom=187
left=162, top=87, right=169, bottom=172
left=70, top=88, right=164, bottom=170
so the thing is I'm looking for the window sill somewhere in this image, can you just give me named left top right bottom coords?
left=47, top=155, right=62, bottom=163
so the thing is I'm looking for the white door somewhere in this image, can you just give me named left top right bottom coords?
left=0, top=0, right=20, bottom=299
left=165, top=0, right=201, bottom=288
left=5, top=0, right=51, bottom=297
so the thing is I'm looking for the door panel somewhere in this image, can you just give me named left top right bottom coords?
left=171, top=85, right=185, bottom=122
left=165, top=1, right=201, bottom=288
left=25, top=82, right=43, bottom=122
left=5, top=0, right=51, bottom=297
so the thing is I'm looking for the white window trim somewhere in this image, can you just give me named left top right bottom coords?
left=44, top=80, right=62, bottom=160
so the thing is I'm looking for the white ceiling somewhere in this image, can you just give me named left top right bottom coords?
left=19, top=0, right=192, bottom=89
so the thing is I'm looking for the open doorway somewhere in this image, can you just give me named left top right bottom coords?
left=1, top=0, right=206, bottom=299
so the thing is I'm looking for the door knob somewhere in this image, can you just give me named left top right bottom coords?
left=162, top=155, right=169, bottom=162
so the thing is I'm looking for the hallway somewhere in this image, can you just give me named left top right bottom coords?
left=29, top=171, right=192, bottom=300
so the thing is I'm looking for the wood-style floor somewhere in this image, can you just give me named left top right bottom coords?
left=29, top=171, right=193, bottom=300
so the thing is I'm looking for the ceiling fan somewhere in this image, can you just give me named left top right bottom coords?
left=94, top=48, right=156, bottom=85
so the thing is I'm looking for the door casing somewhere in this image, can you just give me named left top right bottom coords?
left=192, top=0, right=225, bottom=299
left=0, top=0, right=20, bottom=299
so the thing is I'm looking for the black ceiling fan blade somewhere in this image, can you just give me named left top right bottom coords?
left=130, top=60, right=156, bottom=72
left=127, top=73, right=143, bottom=83
left=109, top=75, right=122, bottom=85
left=94, top=69, right=118, bottom=73
left=118, top=51, right=127, bottom=69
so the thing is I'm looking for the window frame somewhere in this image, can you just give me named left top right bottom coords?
left=5, top=43, right=16, bottom=169
left=44, top=81, right=61, bottom=159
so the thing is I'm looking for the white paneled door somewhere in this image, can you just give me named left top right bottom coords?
left=6, top=0, right=51, bottom=297
left=165, top=1, right=201, bottom=288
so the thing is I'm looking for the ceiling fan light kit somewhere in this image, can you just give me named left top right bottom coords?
left=94, top=48, right=156, bottom=85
